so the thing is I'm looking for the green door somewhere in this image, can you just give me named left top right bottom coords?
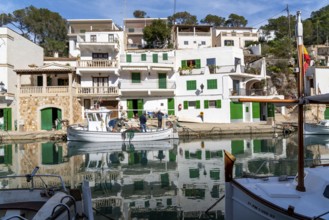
left=3, top=108, right=12, bottom=131
left=168, top=98, right=175, bottom=116
left=42, top=142, right=63, bottom=165
left=158, top=73, right=167, bottom=89
left=230, top=102, right=243, bottom=120
left=137, top=99, right=143, bottom=116
left=127, top=100, right=134, bottom=118
left=41, top=108, right=53, bottom=130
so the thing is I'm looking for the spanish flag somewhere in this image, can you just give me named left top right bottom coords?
left=303, top=46, right=310, bottom=74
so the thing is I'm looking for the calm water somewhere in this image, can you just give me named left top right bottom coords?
left=1, top=133, right=328, bottom=219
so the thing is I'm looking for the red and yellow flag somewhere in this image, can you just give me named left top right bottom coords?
left=303, top=46, right=310, bottom=74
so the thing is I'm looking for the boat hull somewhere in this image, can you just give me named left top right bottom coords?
left=304, top=122, right=329, bottom=135
left=67, top=125, right=179, bottom=142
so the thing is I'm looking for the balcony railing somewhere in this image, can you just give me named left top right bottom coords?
left=20, top=86, right=69, bottom=94
left=230, top=88, right=270, bottom=96
left=120, top=54, right=174, bottom=64
left=119, top=80, right=176, bottom=90
left=77, top=60, right=117, bottom=68
left=75, top=86, right=119, bottom=96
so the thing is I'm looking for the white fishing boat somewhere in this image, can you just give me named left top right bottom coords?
left=224, top=11, right=329, bottom=220
left=0, top=167, right=93, bottom=220
left=304, top=120, right=329, bottom=135
left=67, top=107, right=179, bottom=142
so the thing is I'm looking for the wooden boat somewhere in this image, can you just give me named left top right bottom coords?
left=0, top=167, right=93, bottom=220
left=67, top=107, right=179, bottom=142
left=304, top=120, right=329, bottom=134
left=224, top=11, right=329, bottom=220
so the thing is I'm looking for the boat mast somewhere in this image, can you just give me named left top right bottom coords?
left=296, top=11, right=306, bottom=192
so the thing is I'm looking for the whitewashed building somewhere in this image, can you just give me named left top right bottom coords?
left=67, top=19, right=124, bottom=118
left=174, top=47, right=282, bottom=123
left=0, top=27, right=43, bottom=131
left=213, top=27, right=259, bottom=48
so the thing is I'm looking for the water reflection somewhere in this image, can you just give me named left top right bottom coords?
left=1, top=134, right=329, bottom=219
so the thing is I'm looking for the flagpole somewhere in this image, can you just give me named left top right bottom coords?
left=296, top=11, right=306, bottom=192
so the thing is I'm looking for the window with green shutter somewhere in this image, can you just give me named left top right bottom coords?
left=181, top=60, right=187, bottom=68
left=189, top=168, right=200, bottom=178
left=186, top=80, right=196, bottom=90
left=131, top=72, right=141, bottom=83
left=204, top=100, right=209, bottom=109
left=325, top=107, right=329, bottom=119
left=210, top=170, right=220, bottom=180
left=184, top=101, right=188, bottom=109
left=231, top=140, right=244, bottom=154
left=141, top=54, right=146, bottom=61
left=163, top=53, right=168, bottom=60
left=215, top=100, right=221, bottom=108
left=207, top=79, right=217, bottom=89
left=126, top=54, right=132, bottom=63
left=195, top=59, right=201, bottom=68
left=196, top=100, right=200, bottom=109
left=152, top=54, right=158, bottom=63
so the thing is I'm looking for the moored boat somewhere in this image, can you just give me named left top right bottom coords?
left=67, top=107, right=179, bottom=142
left=224, top=11, right=329, bottom=220
left=0, top=167, right=93, bottom=220
left=304, top=120, right=329, bottom=135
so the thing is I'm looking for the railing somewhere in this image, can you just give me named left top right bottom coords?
left=75, top=86, right=119, bottom=95
left=119, top=80, right=176, bottom=90
left=46, top=86, right=69, bottom=93
left=77, top=39, right=119, bottom=44
left=120, top=54, right=174, bottom=64
left=229, top=88, right=271, bottom=96
left=20, top=86, right=43, bottom=94
left=77, top=60, right=117, bottom=68
left=178, top=32, right=211, bottom=36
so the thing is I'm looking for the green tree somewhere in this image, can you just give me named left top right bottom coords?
left=143, top=19, right=171, bottom=48
left=133, top=10, right=147, bottom=18
left=260, top=15, right=296, bottom=40
left=168, top=11, right=198, bottom=25
left=200, top=14, right=225, bottom=26
left=225, top=13, right=247, bottom=27
left=1, top=6, right=67, bottom=56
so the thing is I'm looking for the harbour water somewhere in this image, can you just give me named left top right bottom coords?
left=1, top=133, right=328, bottom=219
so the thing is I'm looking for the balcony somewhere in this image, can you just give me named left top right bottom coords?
left=120, top=80, right=176, bottom=90
left=75, top=86, right=119, bottom=97
left=19, top=86, right=70, bottom=96
left=229, top=88, right=270, bottom=96
left=77, top=60, right=118, bottom=68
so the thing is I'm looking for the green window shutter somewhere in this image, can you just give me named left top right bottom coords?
left=158, top=73, right=167, bottom=89
left=231, top=140, right=244, bottom=155
left=163, top=53, right=168, bottom=60
left=186, top=80, right=196, bottom=90
left=131, top=72, right=141, bottom=83
left=204, top=100, right=209, bottom=109
left=4, top=108, right=12, bottom=131
left=181, top=60, right=187, bottom=68
left=206, top=150, right=210, bottom=160
left=167, top=98, right=175, bottom=115
left=195, top=59, right=201, bottom=68
left=253, top=140, right=261, bottom=153
left=215, top=100, right=221, bottom=108
left=183, top=101, right=188, bottom=109
left=252, top=102, right=260, bottom=118
left=185, top=150, right=190, bottom=159
left=161, top=173, right=169, bottom=187
left=152, top=54, right=158, bottom=63
left=207, top=79, right=217, bottom=89
left=196, top=150, right=202, bottom=159
left=196, top=100, right=200, bottom=109
left=210, top=170, right=220, bottom=180
left=141, top=54, right=146, bottom=61
left=189, top=168, right=200, bottom=178
left=230, top=102, right=243, bottom=120
left=267, top=103, right=275, bottom=117
left=126, top=54, right=132, bottom=63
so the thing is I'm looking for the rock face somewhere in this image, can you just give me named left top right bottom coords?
left=281, top=104, right=326, bottom=123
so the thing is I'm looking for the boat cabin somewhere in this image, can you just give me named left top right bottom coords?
left=85, top=107, right=113, bottom=132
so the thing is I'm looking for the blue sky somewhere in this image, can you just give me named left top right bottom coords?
left=1, top=0, right=328, bottom=28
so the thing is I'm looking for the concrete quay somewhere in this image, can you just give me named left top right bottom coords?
left=0, top=121, right=284, bottom=143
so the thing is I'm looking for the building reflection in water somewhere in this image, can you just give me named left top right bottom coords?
left=0, top=134, right=328, bottom=219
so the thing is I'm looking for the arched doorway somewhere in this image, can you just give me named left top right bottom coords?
left=41, top=107, right=62, bottom=130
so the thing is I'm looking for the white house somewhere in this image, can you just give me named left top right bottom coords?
left=174, top=47, right=282, bottom=123
left=213, top=27, right=259, bottom=48
left=0, top=27, right=43, bottom=131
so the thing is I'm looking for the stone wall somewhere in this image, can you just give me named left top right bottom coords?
left=19, top=96, right=83, bottom=131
